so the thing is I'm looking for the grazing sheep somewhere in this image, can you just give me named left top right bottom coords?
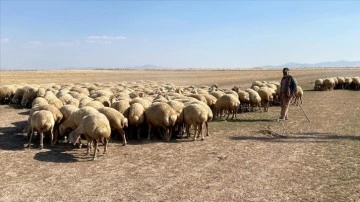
left=351, top=76, right=360, bottom=90
left=111, top=100, right=131, bottom=118
left=190, top=101, right=213, bottom=137
left=128, top=103, right=146, bottom=139
left=68, top=113, right=111, bottom=160
left=48, top=98, right=64, bottom=109
left=36, top=87, right=46, bottom=98
left=246, top=89, right=261, bottom=112
left=145, top=102, right=177, bottom=141
left=214, top=94, right=240, bottom=120
left=27, top=104, right=64, bottom=143
left=237, top=90, right=250, bottom=112
left=314, top=79, right=323, bottom=91
left=98, top=107, right=128, bottom=145
left=129, top=97, right=152, bottom=109
left=31, top=97, right=49, bottom=108
left=209, top=90, right=225, bottom=99
left=59, top=106, right=99, bottom=136
left=85, top=100, right=105, bottom=109
left=27, top=110, right=55, bottom=149
left=94, top=96, right=111, bottom=107
left=59, top=105, right=78, bottom=121
left=12, top=86, right=27, bottom=104
left=257, top=87, right=273, bottom=112
left=0, top=85, right=16, bottom=104
left=323, top=78, right=335, bottom=91
left=181, top=103, right=208, bottom=141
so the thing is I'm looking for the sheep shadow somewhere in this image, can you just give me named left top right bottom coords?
left=230, top=131, right=360, bottom=143
left=33, top=146, right=79, bottom=163
left=214, top=118, right=277, bottom=123
left=0, top=120, right=29, bottom=151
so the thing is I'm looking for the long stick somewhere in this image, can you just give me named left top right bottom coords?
left=299, top=105, right=311, bottom=123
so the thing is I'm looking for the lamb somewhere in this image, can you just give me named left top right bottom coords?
left=98, top=107, right=128, bottom=145
left=68, top=113, right=111, bottom=160
left=27, top=110, right=55, bottom=149
left=214, top=94, right=240, bottom=120
left=0, top=85, right=16, bottom=104
left=144, top=102, right=177, bottom=141
left=181, top=103, right=208, bottom=141
left=128, top=103, right=146, bottom=140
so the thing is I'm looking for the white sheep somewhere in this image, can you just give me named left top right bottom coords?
left=59, top=106, right=99, bottom=136
left=111, top=100, right=131, bottom=118
left=144, top=102, right=177, bottom=141
left=214, top=94, right=240, bottom=120
left=31, top=97, right=49, bottom=108
left=0, top=85, right=16, bottom=104
left=181, top=103, right=208, bottom=141
left=98, top=107, right=128, bottom=145
left=27, top=110, right=55, bottom=149
left=128, top=102, right=146, bottom=140
left=314, top=79, right=323, bottom=91
left=68, top=113, right=111, bottom=160
left=257, top=87, right=273, bottom=112
left=246, top=89, right=261, bottom=112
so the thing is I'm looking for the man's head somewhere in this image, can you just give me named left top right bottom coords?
left=283, top=67, right=289, bottom=76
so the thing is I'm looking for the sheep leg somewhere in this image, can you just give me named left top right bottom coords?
left=103, top=137, right=109, bottom=154
left=92, top=139, right=98, bottom=160
left=50, top=126, right=54, bottom=147
left=119, top=128, right=127, bottom=146
left=185, top=124, right=191, bottom=138
left=199, top=123, right=204, bottom=141
left=52, top=125, right=59, bottom=146
left=193, top=124, right=198, bottom=141
left=147, top=124, right=152, bottom=140
left=39, top=132, right=44, bottom=150
left=205, top=122, right=209, bottom=136
left=27, top=128, right=34, bottom=148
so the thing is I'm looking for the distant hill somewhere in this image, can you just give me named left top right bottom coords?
left=263, top=60, right=360, bottom=68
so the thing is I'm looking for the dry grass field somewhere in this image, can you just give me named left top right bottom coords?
left=0, top=68, right=359, bottom=201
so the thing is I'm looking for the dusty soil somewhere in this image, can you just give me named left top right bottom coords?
left=0, top=69, right=359, bottom=201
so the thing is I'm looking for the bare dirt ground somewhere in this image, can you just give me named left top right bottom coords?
left=0, top=68, right=359, bottom=201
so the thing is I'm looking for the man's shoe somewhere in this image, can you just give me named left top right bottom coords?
left=278, top=117, right=286, bottom=121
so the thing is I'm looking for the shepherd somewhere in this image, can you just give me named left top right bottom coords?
left=279, top=67, right=297, bottom=121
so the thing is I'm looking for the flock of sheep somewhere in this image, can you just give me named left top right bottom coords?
left=1, top=80, right=301, bottom=160
left=314, top=76, right=360, bottom=91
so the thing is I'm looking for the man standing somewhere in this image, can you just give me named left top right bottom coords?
left=279, top=67, right=297, bottom=121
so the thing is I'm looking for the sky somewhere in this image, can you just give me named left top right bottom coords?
left=0, top=0, right=360, bottom=70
